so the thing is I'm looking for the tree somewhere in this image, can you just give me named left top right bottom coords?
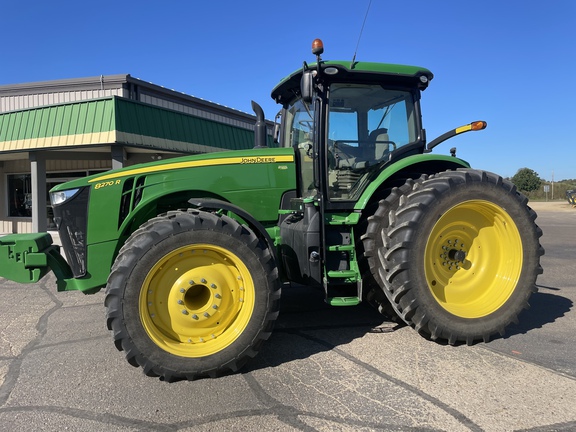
left=511, top=168, right=542, bottom=192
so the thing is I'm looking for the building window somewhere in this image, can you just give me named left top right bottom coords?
left=8, top=174, right=32, bottom=217
left=7, top=170, right=106, bottom=226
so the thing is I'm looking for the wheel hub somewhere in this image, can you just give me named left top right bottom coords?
left=449, top=249, right=466, bottom=263
left=170, top=273, right=226, bottom=324
left=439, top=238, right=467, bottom=271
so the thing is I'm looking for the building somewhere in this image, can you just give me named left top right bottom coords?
left=0, top=74, right=272, bottom=234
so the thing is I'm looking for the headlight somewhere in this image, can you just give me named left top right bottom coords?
left=50, top=188, right=81, bottom=206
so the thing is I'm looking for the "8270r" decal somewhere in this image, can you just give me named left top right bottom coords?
left=94, top=180, right=122, bottom=190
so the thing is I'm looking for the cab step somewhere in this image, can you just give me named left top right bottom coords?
left=327, top=296, right=361, bottom=306
left=327, top=270, right=357, bottom=279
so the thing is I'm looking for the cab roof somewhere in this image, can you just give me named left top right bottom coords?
left=271, top=60, right=433, bottom=106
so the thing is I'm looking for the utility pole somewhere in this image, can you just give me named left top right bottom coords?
left=552, top=170, right=554, bottom=200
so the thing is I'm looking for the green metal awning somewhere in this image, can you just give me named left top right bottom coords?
left=0, top=96, right=261, bottom=154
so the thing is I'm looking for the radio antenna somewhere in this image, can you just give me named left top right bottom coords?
left=351, top=0, right=372, bottom=66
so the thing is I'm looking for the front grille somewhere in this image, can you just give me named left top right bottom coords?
left=53, top=187, right=90, bottom=277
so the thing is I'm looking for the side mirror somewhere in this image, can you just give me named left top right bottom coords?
left=301, top=71, right=314, bottom=104
left=273, top=111, right=281, bottom=144
left=273, top=123, right=280, bottom=144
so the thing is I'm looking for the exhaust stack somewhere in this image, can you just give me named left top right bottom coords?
left=251, top=101, right=267, bottom=149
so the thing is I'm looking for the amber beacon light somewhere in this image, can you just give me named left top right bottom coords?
left=312, top=38, right=324, bottom=55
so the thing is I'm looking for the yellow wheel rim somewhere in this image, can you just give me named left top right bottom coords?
left=424, top=200, right=523, bottom=318
left=139, top=244, right=255, bottom=357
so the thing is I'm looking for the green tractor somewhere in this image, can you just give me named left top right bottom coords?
left=0, top=40, right=543, bottom=381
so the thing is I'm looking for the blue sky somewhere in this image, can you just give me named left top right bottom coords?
left=3, top=1, right=575, bottom=181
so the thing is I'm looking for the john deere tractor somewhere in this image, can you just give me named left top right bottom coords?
left=0, top=40, right=543, bottom=381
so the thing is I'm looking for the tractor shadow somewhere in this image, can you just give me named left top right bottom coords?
left=246, top=283, right=392, bottom=371
left=500, top=286, right=573, bottom=339
left=246, top=283, right=573, bottom=371
left=432, top=287, right=573, bottom=347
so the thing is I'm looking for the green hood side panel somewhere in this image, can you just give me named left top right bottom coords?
left=81, top=147, right=297, bottom=245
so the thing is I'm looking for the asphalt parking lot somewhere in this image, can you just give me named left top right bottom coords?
left=0, top=201, right=574, bottom=431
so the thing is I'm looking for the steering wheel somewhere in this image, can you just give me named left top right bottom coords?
left=298, top=140, right=314, bottom=158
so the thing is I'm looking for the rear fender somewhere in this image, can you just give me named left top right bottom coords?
left=354, top=155, right=470, bottom=210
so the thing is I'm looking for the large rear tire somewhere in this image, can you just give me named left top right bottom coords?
left=361, top=180, right=415, bottom=317
left=370, top=170, right=543, bottom=344
left=105, top=210, right=280, bottom=381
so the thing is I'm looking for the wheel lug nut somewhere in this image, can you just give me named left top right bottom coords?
left=189, top=280, right=195, bottom=285
left=212, top=305, right=218, bottom=310
left=201, top=278, right=207, bottom=284
left=177, top=300, right=184, bottom=305
left=215, top=294, right=222, bottom=299
left=182, top=310, right=188, bottom=315
left=210, top=283, right=217, bottom=289
left=203, top=312, right=210, bottom=317
left=180, top=288, right=185, bottom=293
left=192, top=314, right=199, bottom=320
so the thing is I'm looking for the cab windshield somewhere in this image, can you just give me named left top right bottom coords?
left=327, top=83, right=418, bottom=200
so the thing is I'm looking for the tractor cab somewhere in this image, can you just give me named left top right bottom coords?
left=271, top=40, right=434, bottom=302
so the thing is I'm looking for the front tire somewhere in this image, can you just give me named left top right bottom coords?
left=105, top=210, right=280, bottom=381
left=374, top=170, right=543, bottom=344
